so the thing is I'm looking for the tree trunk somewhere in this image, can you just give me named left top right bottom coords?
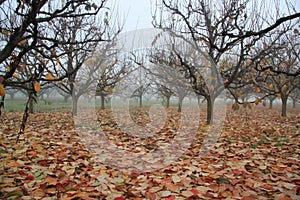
left=197, top=95, right=201, bottom=106
left=281, top=96, right=287, bottom=117
left=269, top=98, right=274, bottom=109
left=139, top=95, right=142, bottom=108
left=178, top=96, right=183, bottom=112
left=292, top=98, right=296, bottom=108
left=29, top=97, right=34, bottom=114
left=166, top=96, right=170, bottom=108
left=64, top=95, right=69, bottom=102
left=10, top=93, right=15, bottom=100
left=101, top=95, right=105, bottom=109
left=206, top=96, right=215, bottom=125
left=72, top=96, right=78, bottom=116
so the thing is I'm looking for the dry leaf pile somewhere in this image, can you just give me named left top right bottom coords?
left=0, top=106, right=299, bottom=199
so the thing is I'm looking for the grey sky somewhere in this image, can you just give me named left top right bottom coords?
left=115, top=0, right=153, bottom=31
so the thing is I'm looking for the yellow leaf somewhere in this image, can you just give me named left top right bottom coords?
left=268, top=84, right=273, bottom=90
left=237, top=90, right=243, bottom=98
left=0, top=84, right=5, bottom=96
left=33, top=82, right=41, bottom=92
left=45, top=73, right=53, bottom=80
left=255, top=87, right=261, bottom=93
left=282, top=84, right=287, bottom=91
left=255, top=98, right=260, bottom=105
left=2, top=30, right=12, bottom=35
left=277, top=93, right=281, bottom=99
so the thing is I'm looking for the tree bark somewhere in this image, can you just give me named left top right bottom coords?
left=101, top=95, right=105, bottom=109
left=72, top=96, right=78, bottom=116
left=292, top=98, right=296, bottom=108
left=64, top=95, right=69, bottom=103
left=178, top=96, right=184, bottom=112
left=29, top=97, right=34, bottom=114
left=206, top=96, right=215, bottom=125
left=269, top=97, right=275, bottom=109
left=166, top=96, right=170, bottom=108
left=281, top=96, right=287, bottom=117
left=139, top=95, right=142, bottom=108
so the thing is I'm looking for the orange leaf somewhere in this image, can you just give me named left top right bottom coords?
left=18, top=39, right=27, bottom=45
left=260, top=184, right=274, bottom=191
left=34, top=82, right=41, bottom=92
left=13, top=73, right=19, bottom=79
left=44, top=175, right=57, bottom=185
left=31, top=189, right=45, bottom=197
left=45, top=73, right=53, bottom=80
left=45, top=187, right=56, bottom=195
left=0, top=84, right=5, bottom=96
left=7, top=161, right=23, bottom=167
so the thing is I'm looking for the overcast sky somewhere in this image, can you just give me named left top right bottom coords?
left=114, top=0, right=153, bottom=32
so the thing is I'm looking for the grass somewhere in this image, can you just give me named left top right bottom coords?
left=2, top=98, right=72, bottom=112
left=2, top=98, right=180, bottom=113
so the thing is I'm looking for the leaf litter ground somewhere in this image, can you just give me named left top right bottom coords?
left=0, top=106, right=299, bottom=199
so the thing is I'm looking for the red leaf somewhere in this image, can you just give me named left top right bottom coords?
left=241, top=197, right=254, bottom=200
left=18, top=170, right=27, bottom=176
left=25, top=174, right=34, bottom=180
left=114, top=197, right=126, bottom=200
left=190, top=188, right=199, bottom=195
left=279, top=197, right=293, bottom=200
left=165, top=196, right=175, bottom=200
left=204, top=192, right=214, bottom=197
left=38, top=160, right=49, bottom=167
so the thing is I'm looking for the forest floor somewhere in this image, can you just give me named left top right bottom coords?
left=0, top=105, right=299, bottom=200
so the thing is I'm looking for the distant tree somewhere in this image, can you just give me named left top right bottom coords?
left=290, top=88, right=300, bottom=108
left=251, top=29, right=300, bottom=116
left=152, top=0, right=300, bottom=124
left=154, top=83, right=174, bottom=108
left=91, top=49, right=128, bottom=110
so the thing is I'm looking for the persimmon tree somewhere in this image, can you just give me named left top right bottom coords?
left=251, top=28, right=300, bottom=116
left=148, top=45, right=192, bottom=112
left=91, top=49, right=128, bottom=110
left=153, top=82, right=174, bottom=108
left=0, top=0, right=115, bottom=133
left=0, top=0, right=107, bottom=86
left=152, top=0, right=300, bottom=124
left=290, top=88, right=300, bottom=108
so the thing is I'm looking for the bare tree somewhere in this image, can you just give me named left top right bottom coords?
left=250, top=25, right=300, bottom=116
left=152, top=0, right=300, bottom=124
